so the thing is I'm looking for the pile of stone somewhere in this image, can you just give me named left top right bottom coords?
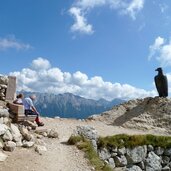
left=0, top=104, right=59, bottom=161
left=75, top=126, right=171, bottom=171
left=0, top=76, right=8, bottom=101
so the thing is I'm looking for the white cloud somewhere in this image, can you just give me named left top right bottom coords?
left=69, top=7, right=94, bottom=34
left=148, top=36, right=171, bottom=66
left=69, top=0, right=145, bottom=34
left=0, top=36, right=32, bottom=51
left=31, top=57, right=51, bottom=70
left=9, top=57, right=156, bottom=100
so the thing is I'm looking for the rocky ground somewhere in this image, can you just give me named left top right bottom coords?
left=89, top=97, right=171, bottom=133
left=0, top=116, right=170, bottom=171
left=1, top=96, right=171, bottom=171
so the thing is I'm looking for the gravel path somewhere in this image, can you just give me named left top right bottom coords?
left=0, top=118, right=169, bottom=171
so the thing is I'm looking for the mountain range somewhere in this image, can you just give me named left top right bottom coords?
left=22, top=92, right=125, bottom=119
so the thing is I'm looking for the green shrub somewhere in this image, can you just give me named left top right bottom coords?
left=67, top=135, right=112, bottom=171
left=98, top=134, right=171, bottom=149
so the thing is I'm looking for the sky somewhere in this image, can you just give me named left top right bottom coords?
left=0, top=0, right=171, bottom=100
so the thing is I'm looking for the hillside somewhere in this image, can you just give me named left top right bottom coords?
left=89, top=96, right=171, bottom=133
left=22, top=92, right=124, bottom=119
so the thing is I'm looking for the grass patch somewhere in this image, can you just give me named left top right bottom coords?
left=98, top=134, right=171, bottom=149
left=67, top=135, right=112, bottom=171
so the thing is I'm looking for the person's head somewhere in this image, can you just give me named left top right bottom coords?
left=30, top=94, right=36, bottom=101
left=17, top=93, right=24, bottom=99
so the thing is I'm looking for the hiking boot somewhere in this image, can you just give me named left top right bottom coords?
left=37, top=122, right=44, bottom=127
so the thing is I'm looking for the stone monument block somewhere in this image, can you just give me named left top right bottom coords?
left=5, top=76, right=16, bottom=101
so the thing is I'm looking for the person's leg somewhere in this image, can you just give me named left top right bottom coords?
left=25, top=110, right=44, bottom=126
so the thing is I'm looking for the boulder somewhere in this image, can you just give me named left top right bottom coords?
left=3, top=141, right=16, bottom=152
left=126, top=146, right=147, bottom=164
left=35, top=145, right=47, bottom=155
left=147, top=145, right=154, bottom=152
left=126, top=165, right=142, bottom=171
left=0, top=76, right=8, bottom=85
left=108, top=158, right=115, bottom=169
left=10, top=124, right=22, bottom=142
left=19, top=126, right=32, bottom=141
left=0, top=124, right=9, bottom=136
left=47, top=129, right=58, bottom=138
left=162, top=156, right=170, bottom=166
left=155, top=147, right=164, bottom=156
left=0, top=109, right=9, bottom=117
left=0, top=151, right=8, bottom=161
left=22, top=141, right=34, bottom=148
left=145, top=151, right=162, bottom=171
left=118, top=147, right=126, bottom=155
left=76, top=126, right=99, bottom=141
left=0, top=137, right=4, bottom=148
left=164, top=148, right=171, bottom=156
left=22, top=120, right=37, bottom=130
left=162, top=166, right=170, bottom=171
left=99, top=148, right=111, bottom=161
left=114, top=155, right=127, bottom=167
left=3, top=130, right=13, bottom=141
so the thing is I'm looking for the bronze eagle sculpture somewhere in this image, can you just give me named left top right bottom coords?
left=154, top=67, right=168, bottom=97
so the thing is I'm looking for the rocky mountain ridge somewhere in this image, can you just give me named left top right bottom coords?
left=22, top=92, right=125, bottom=119
left=89, top=96, right=171, bottom=132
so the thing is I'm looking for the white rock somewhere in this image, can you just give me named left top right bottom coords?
left=126, top=165, right=142, bottom=171
left=0, top=109, right=9, bottom=117
left=47, top=129, right=58, bottom=138
left=4, top=141, right=16, bottom=152
left=35, top=145, right=47, bottom=155
left=3, top=130, right=13, bottom=141
left=0, top=124, right=9, bottom=136
left=126, top=145, right=147, bottom=164
left=145, top=151, right=162, bottom=171
left=0, top=151, right=8, bottom=161
left=22, top=141, right=34, bottom=148
left=10, top=124, right=22, bottom=142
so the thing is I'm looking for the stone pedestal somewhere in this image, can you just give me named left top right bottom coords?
left=5, top=76, right=16, bottom=101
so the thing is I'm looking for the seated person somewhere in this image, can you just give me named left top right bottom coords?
left=23, top=94, right=44, bottom=126
left=13, top=93, right=24, bottom=105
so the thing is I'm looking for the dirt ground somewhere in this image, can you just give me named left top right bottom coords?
left=0, top=118, right=169, bottom=171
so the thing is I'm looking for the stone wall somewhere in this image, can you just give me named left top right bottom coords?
left=0, top=75, right=16, bottom=102
left=76, top=126, right=171, bottom=171
left=0, top=76, right=9, bottom=101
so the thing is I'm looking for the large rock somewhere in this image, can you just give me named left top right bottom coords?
left=47, top=129, right=58, bottom=138
left=114, top=155, right=127, bottom=167
left=0, top=124, right=9, bottom=136
left=0, top=109, right=9, bottom=117
left=0, top=151, right=8, bottom=161
left=99, top=148, right=111, bottom=161
left=76, top=126, right=99, bottom=141
left=126, top=165, right=142, bottom=171
left=0, top=76, right=8, bottom=85
left=3, top=141, right=16, bottom=152
left=164, top=148, right=171, bottom=156
left=3, top=130, right=13, bottom=141
left=10, top=124, right=22, bottom=142
left=0, top=137, right=4, bottom=148
left=108, top=158, right=115, bottom=169
left=22, top=141, right=34, bottom=148
left=35, top=145, right=47, bottom=155
left=126, top=146, right=147, bottom=164
left=19, top=126, right=32, bottom=141
left=145, top=151, right=162, bottom=171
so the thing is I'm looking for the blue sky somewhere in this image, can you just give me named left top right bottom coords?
left=0, top=0, right=171, bottom=100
